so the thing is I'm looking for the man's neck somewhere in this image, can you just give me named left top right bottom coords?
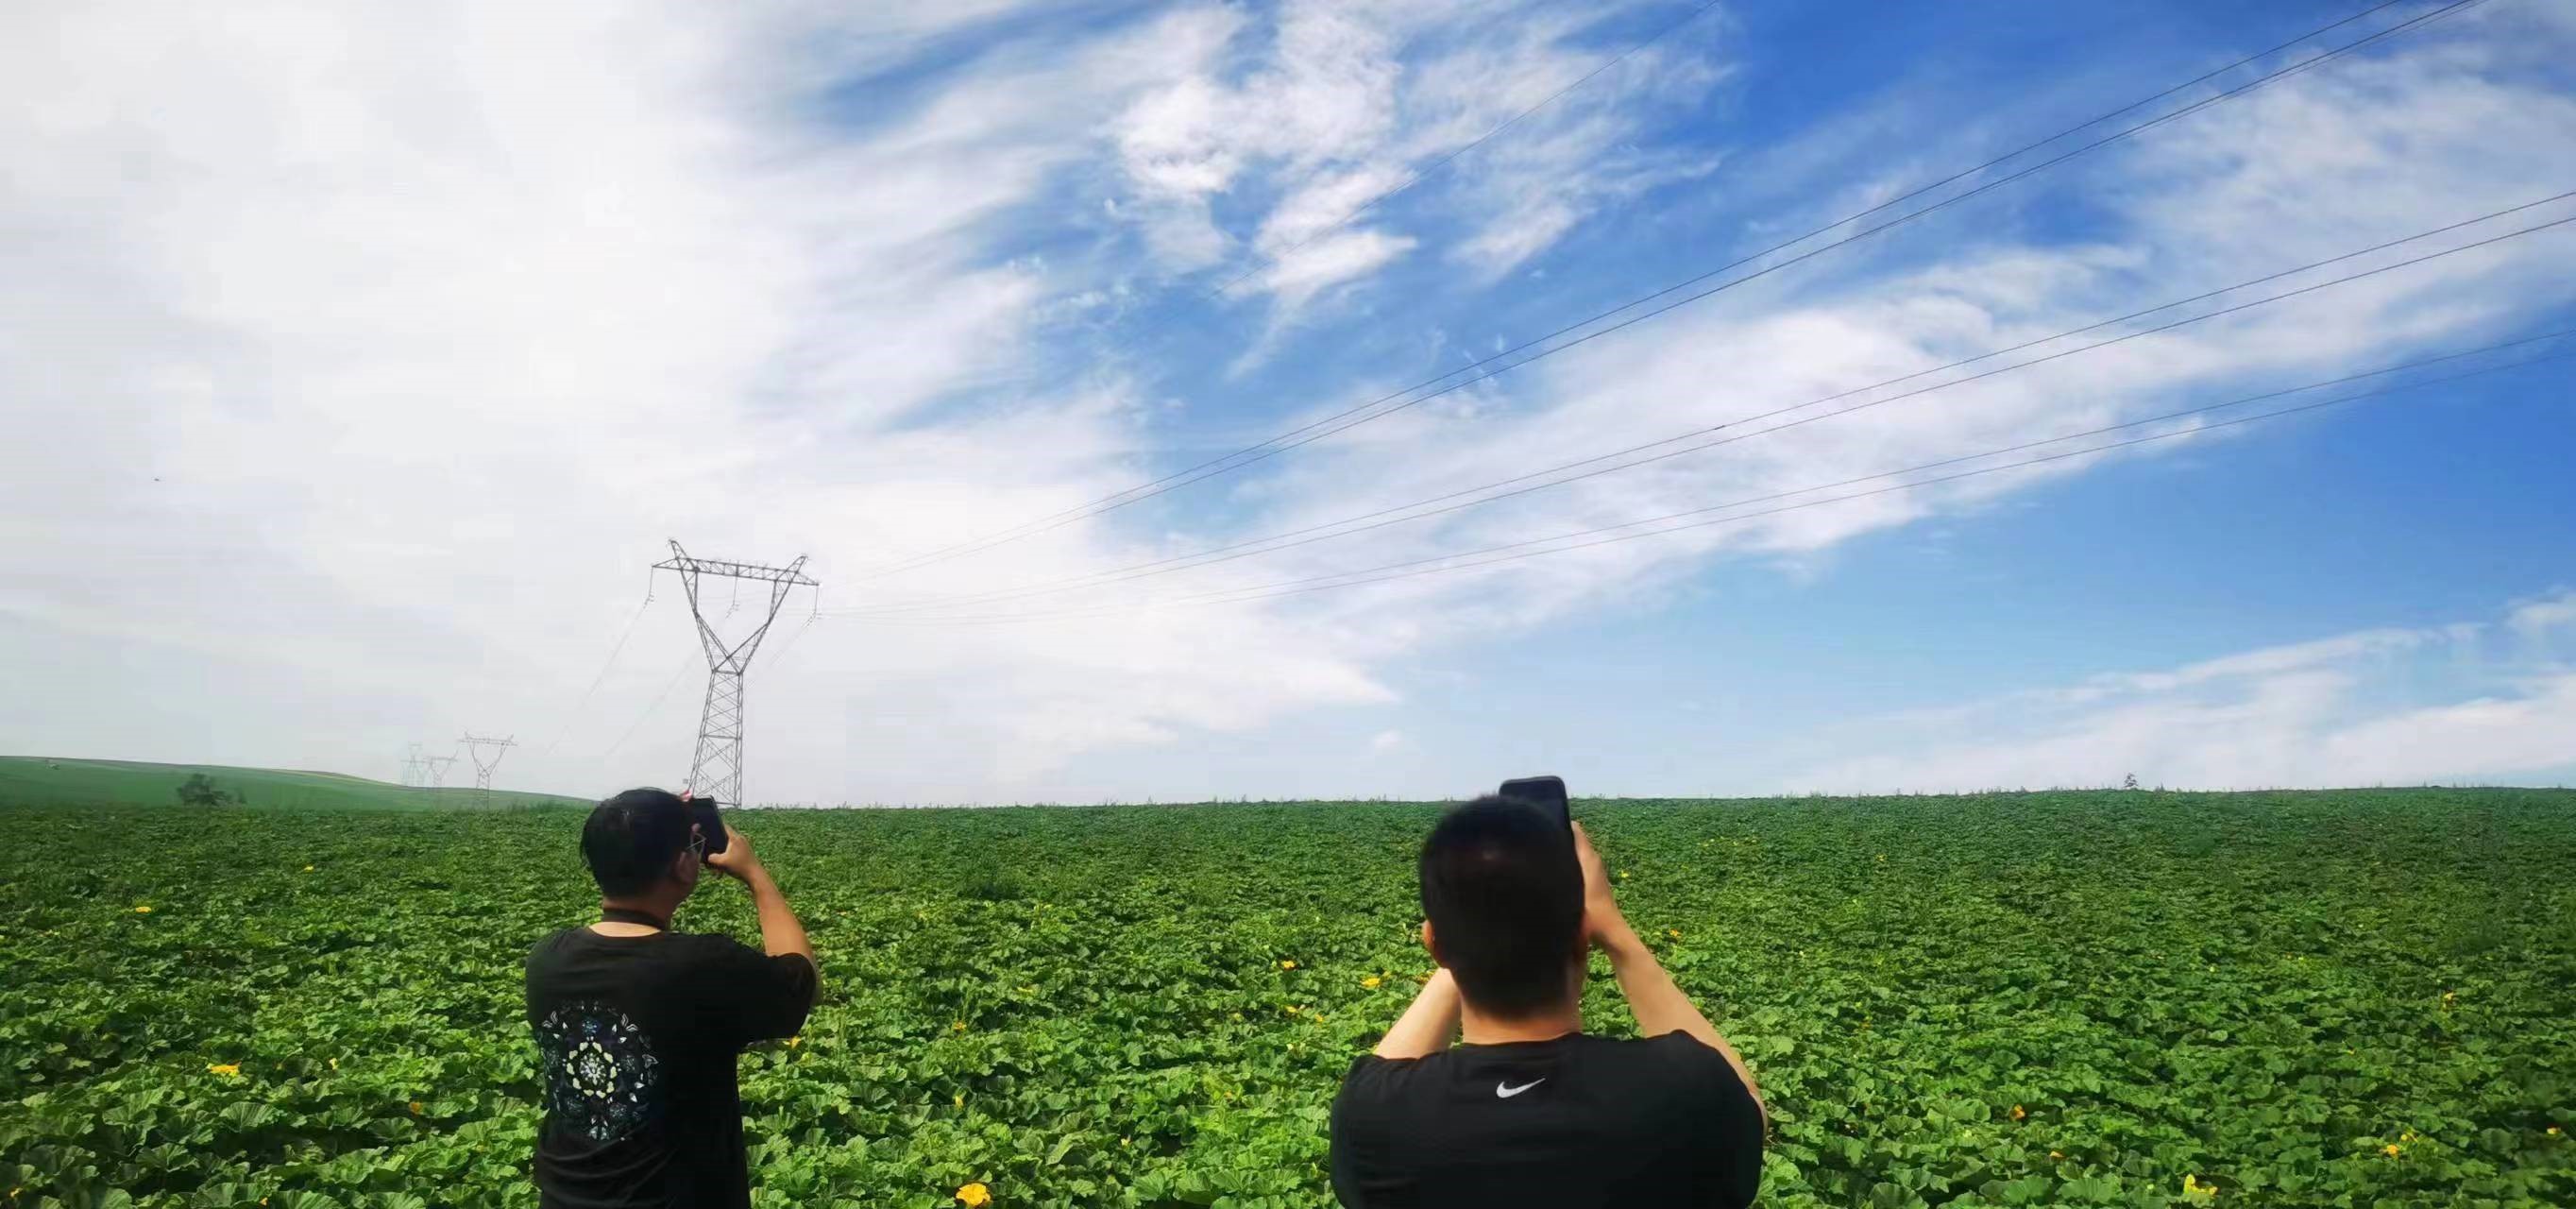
left=1457, top=1001, right=1582, bottom=1046
left=592, top=892, right=683, bottom=933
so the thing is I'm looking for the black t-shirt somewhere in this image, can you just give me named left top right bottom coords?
left=524, top=928, right=817, bottom=1209
left=1330, top=1031, right=1764, bottom=1209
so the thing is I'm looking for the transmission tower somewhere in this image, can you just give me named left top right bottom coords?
left=460, top=734, right=517, bottom=809
left=652, top=539, right=817, bottom=809
left=398, top=743, right=427, bottom=788
left=422, top=751, right=458, bottom=791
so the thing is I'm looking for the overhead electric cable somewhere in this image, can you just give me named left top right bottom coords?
left=859, top=334, right=2568, bottom=625
left=832, top=195, right=2576, bottom=617
left=856, top=0, right=2478, bottom=580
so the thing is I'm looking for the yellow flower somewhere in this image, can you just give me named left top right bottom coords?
left=2009, top=1104, right=2026, bottom=1121
left=2382, top=1143, right=2401, bottom=1157
left=956, top=1182, right=991, bottom=1206
left=1666, top=928, right=1682, bottom=940
left=2182, top=1173, right=2216, bottom=1200
left=2048, top=1150, right=2063, bottom=1160
left=1279, top=960, right=1296, bottom=970
left=1618, top=870, right=1630, bottom=879
left=208, top=1063, right=241, bottom=1077
left=329, top=1058, right=337, bottom=1070
left=302, top=865, right=314, bottom=873
left=952, top=1021, right=967, bottom=1032
left=2549, top=1125, right=2562, bottom=1135
left=954, top=1093, right=964, bottom=1109
left=133, top=905, right=152, bottom=914
left=1361, top=976, right=1382, bottom=989
left=410, top=1100, right=425, bottom=1115
left=2400, top=1131, right=2417, bottom=1143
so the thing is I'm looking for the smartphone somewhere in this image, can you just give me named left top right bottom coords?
left=686, top=794, right=730, bottom=857
left=1498, top=775, right=1570, bottom=828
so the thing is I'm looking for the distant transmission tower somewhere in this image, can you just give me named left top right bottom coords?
left=652, top=540, right=817, bottom=809
left=422, top=751, right=458, bottom=791
left=398, top=743, right=427, bottom=788
left=460, top=734, right=517, bottom=809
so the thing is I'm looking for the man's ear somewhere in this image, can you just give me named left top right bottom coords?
left=1420, top=919, right=1441, bottom=965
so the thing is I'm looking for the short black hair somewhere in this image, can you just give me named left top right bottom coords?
left=1419, top=794, right=1584, bottom=1017
left=582, top=788, right=693, bottom=897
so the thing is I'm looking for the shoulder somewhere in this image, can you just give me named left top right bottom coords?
left=1334, top=1052, right=1441, bottom=1114
left=1593, top=1034, right=1750, bottom=1094
left=525, top=928, right=581, bottom=966
left=669, top=930, right=765, bottom=965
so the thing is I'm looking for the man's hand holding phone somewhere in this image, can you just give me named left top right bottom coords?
left=704, top=824, right=762, bottom=881
left=1572, top=822, right=1635, bottom=952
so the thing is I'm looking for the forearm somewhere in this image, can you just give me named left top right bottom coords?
left=1372, top=968, right=1461, bottom=1059
left=742, top=866, right=815, bottom=969
left=1600, top=923, right=1762, bottom=1112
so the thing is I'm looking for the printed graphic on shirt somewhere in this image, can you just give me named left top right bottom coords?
left=535, top=1002, right=664, bottom=1143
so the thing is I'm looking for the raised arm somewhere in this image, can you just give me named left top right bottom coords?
left=1574, top=823, right=1763, bottom=1119
left=1372, top=967, right=1462, bottom=1060
left=705, top=824, right=819, bottom=1000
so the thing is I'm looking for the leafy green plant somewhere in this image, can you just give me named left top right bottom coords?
left=1, top=790, right=2570, bottom=1207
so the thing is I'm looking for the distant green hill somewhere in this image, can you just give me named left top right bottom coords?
left=0, top=757, right=590, bottom=811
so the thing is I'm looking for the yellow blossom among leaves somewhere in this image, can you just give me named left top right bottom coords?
left=133, top=905, right=152, bottom=914
left=2009, top=1104, right=2026, bottom=1121
left=1667, top=928, right=1682, bottom=940
left=952, top=1021, right=967, bottom=1032
left=956, top=1182, right=991, bottom=1206
left=208, top=1064, right=241, bottom=1077
left=1361, top=976, right=1381, bottom=989
left=1279, top=960, right=1296, bottom=970
left=2182, top=1173, right=2216, bottom=1200
left=2382, top=1143, right=2401, bottom=1158
left=410, top=1100, right=424, bottom=1115
left=302, top=865, right=315, bottom=873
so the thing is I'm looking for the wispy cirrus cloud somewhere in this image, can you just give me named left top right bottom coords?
left=1784, top=590, right=2576, bottom=792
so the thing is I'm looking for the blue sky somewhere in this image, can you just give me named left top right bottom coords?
left=4, top=0, right=2572, bottom=802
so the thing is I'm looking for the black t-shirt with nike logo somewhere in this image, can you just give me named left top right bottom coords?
left=1329, top=1032, right=1764, bottom=1208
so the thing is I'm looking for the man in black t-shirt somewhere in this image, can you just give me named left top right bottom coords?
left=1330, top=796, right=1767, bottom=1209
left=524, top=789, right=820, bottom=1209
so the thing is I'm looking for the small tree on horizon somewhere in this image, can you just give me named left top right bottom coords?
left=177, top=774, right=240, bottom=808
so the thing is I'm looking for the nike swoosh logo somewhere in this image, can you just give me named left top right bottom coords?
left=1495, top=1078, right=1546, bottom=1098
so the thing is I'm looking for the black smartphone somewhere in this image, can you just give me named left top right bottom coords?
left=1498, top=775, right=1570, bottom=828
left=686, top=794, right=729, bottom=857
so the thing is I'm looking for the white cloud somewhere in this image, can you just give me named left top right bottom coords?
left=5, top=4, right=2569, bottom=803
left=1786, top=591, right=2576, bottom=792
left=1105, top=0, right=1727, bottom=306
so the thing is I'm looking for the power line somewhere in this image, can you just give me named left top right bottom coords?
left=535, top=579, right=656, bottom=760
left=856, top=0, right=2477, bottom=580
left=600, top=654, right=697, bottom=767
left=1200, top=0, right=1727, bottom=301
left=862, top=334, right=2569, bottom=625
left=830, top=194, right=2576, bottom=617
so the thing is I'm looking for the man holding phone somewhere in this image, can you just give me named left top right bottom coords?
left=523, top=788, right=820, bottom=1209
left=1330, top=784, right=1767, bottom=1208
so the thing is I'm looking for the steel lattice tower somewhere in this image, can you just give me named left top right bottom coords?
left=461, top=734, right=517, bottom=809
left=652, top=540, right=817, bottom=809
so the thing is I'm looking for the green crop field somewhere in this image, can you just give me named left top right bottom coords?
left=0, top=758, right=588, bottom=813
left=2, top=790, right=2571, bottom=1209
